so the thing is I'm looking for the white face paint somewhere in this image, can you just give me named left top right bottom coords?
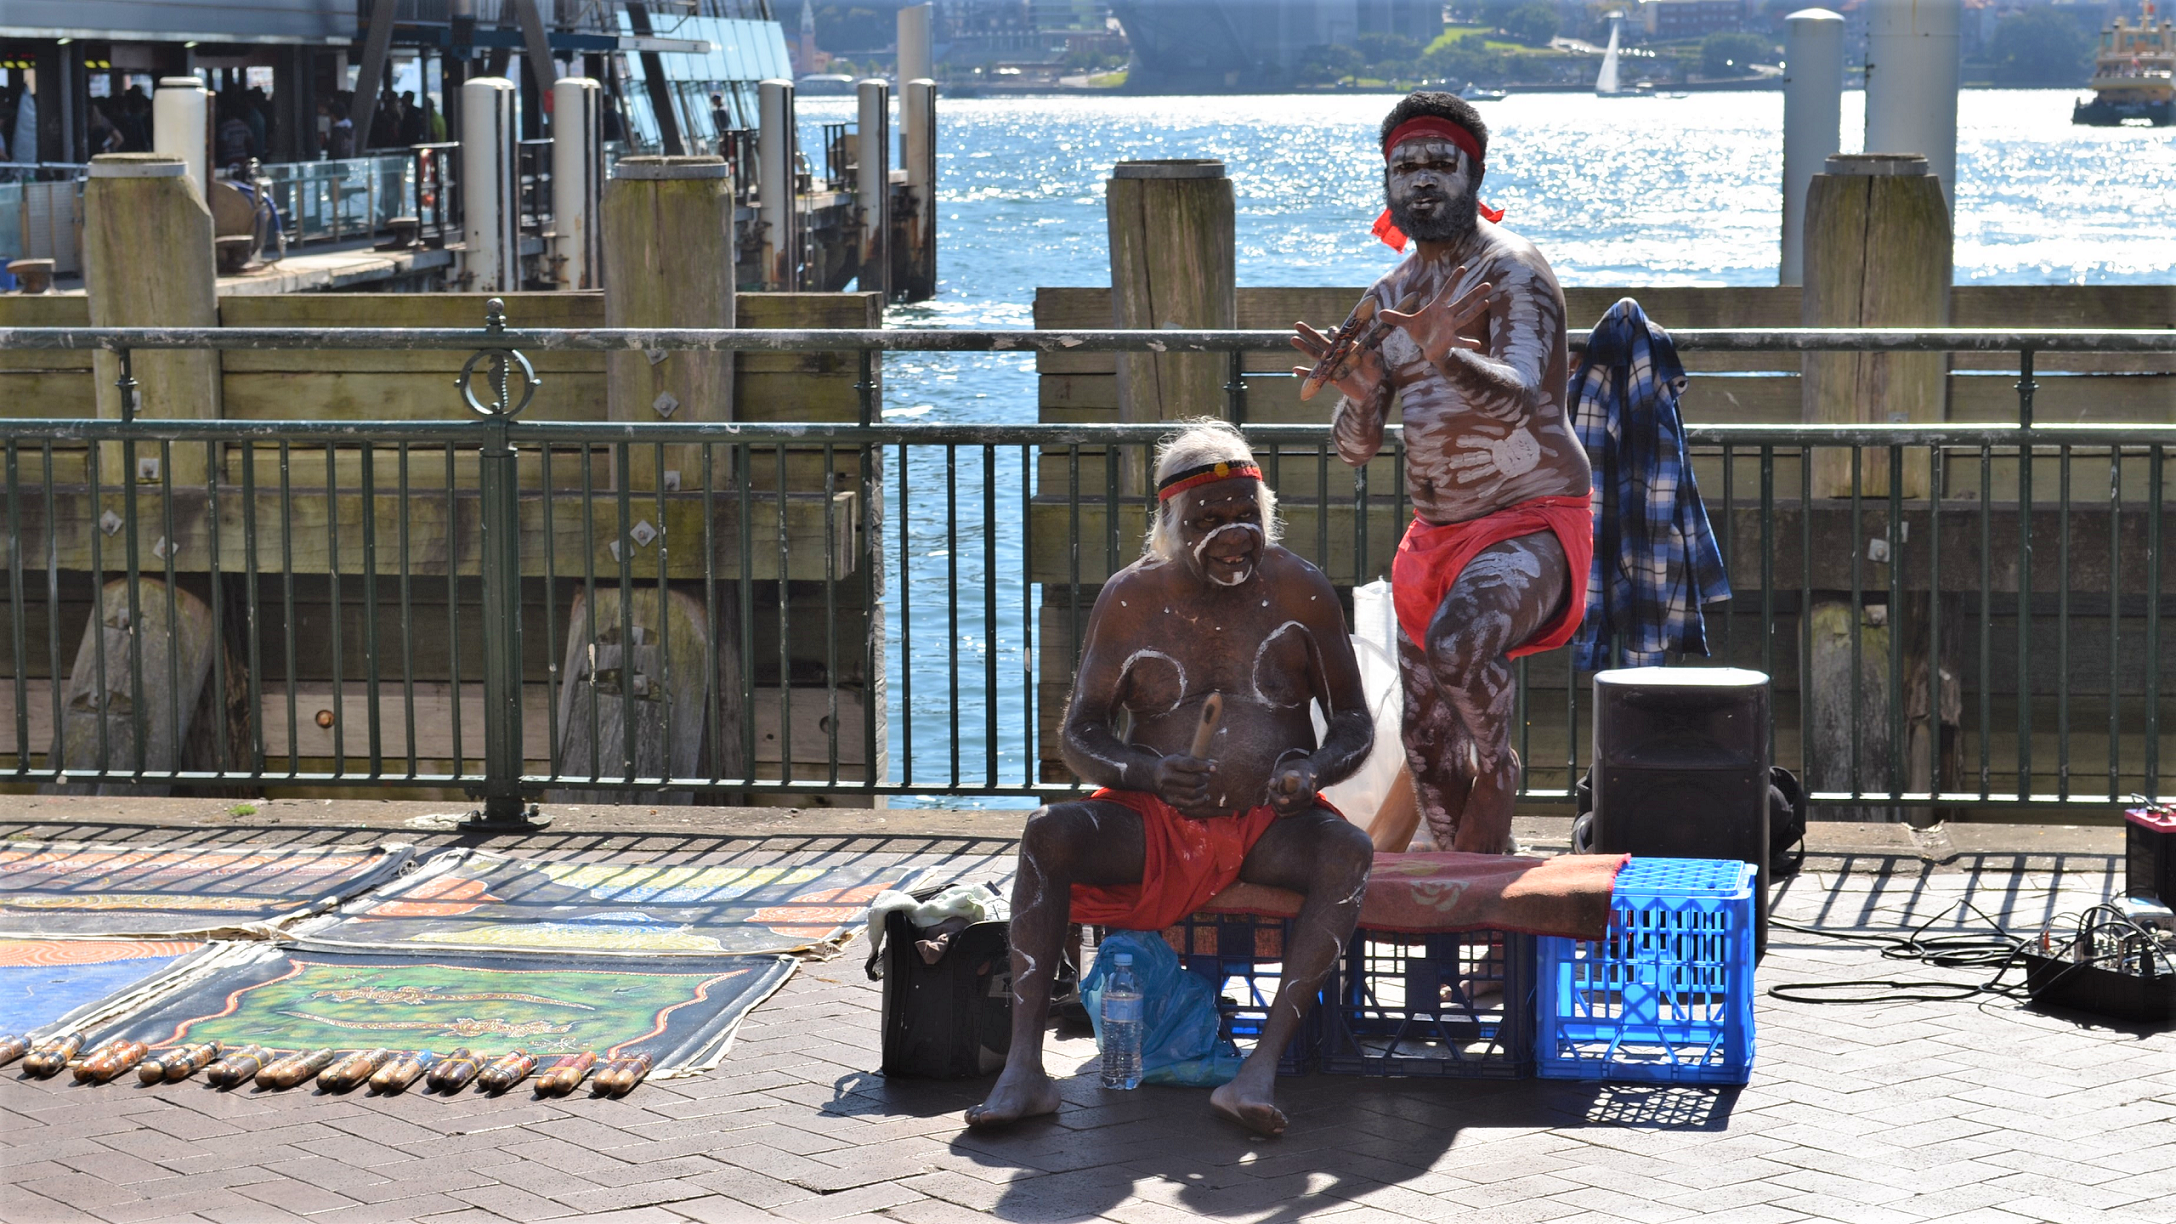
left=1192, top=522, right=1265, bottom=586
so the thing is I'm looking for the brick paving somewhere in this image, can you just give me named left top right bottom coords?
left=3, top=823, right=2172, bottom=1224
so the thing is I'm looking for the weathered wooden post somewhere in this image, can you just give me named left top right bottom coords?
left=1801, top=151, right=1952, bottom=819
left=61, top=153, right=223, bottom=788
left=896, top=79, right=937, bottom=302
left=1106, top=159, right=1236, bottom=490
left=573, top=154, right=744, bottom=797
left=855, top=78, right=891, bottom=301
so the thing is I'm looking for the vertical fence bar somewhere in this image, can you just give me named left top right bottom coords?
left=41, top=445, right=61, bottom=779
left=281, top=442, right=300, bottom=778
left=1927, top=444, right=1944, bottom=802
left=2017, top=431, right=2035, bottom=804
left=2108, top=446, right=2122, bottom=800
left=825, top=444, right=841, bottom=788
left=86, top=438, right=108, bottom=777
left=775, top=442, right=792, bottom=792
left=1760, top=446, right=1776, bottom=723
left=399, top=444, right=417, bottom=778
left=655, top=441, right=672, bottom=786
left=583, top=442, right=602, bottom=780
left=157, top=442, right=179, bottom=782
left=1978, top=444, right=1992, bottom=798
left=615, top=443, right=636, bottom=784
left=1722, top=442, right=1735, bottom=660
left=326, top=443, right=345, bottom=775
left=2057, top=443, right=2071, bottom=800
left=1022, top=443, right=1035, bottom=789
left=899, top=442, right=913, bottom=785
left=541, top=442, right=560, bottom=781
left=361, top=443, right=382, bottom=777
left=857, top=350, right=880, bottom=798
left=118, top=352, right=147, bottom=777
left=242, top=441, right=263, bottom=777
left=1887, top=445, right=1903, bottom=809
left=700, top=442, right=720, bottom=788
left=1849, top=447, right=1863, bottom=803
left=949, top=444, right=961, bottom=788
left=984, top=443, right=998, bottom=790
left=4, top=443, right=23, bottom=775
left=1800, top=446, right=1814, bottom=797
left=2147, top=444, right=2163, bottom=798
left=444, top=444, right=463, bottom=779
left=739, top=440, right=757, bottom=785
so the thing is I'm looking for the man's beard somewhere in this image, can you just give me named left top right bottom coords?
left=1388, top=179, right=1478, bottom=245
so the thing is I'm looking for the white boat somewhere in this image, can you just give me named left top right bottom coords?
left=1459, top=83, right=1509, bottom=102
left=1596, top=13, right=1624, bottom=95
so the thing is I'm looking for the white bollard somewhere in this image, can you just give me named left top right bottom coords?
left=900, top=78, right=937, bottom=300
left=855, top=78, right=890, bottom=300
left=897, top=4, right=934, bottom=84
left=462, top=77, right=520, bottom=293
left=152, top=78, right=211, bottom=199
left=551, top=76, right=604, bottom=290
left=757, top=78, right=798, bottom=291
left=1864, top=0, right=1961, bottom=218
left=1780, top=9, right=1845, bottom=286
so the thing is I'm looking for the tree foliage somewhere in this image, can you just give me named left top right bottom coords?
left=1500, top=4, right=1558, bottom=47
left=1296, top=43, right=1366, bottom=85
left=1356, top=31, right=1424, bottom=75
left=1421, top=37, right=1510, bottom=84
left=1700, top=31, right=1775, bottom=77
left=1990, top=9, right=2095, bottom=86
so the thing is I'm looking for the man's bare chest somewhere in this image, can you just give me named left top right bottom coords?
left=1115, top=603, right=1318, bottom=714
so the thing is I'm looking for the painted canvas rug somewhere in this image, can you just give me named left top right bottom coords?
left=91, top=944, right=796, bottom=1077
left=290, top=844, right=996, bottom=957
left=0, top=841, right=416, bottom=938
left=0, top=939, right=244, bottom=1036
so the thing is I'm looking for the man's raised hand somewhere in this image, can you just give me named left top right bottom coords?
left=1290, top=319, right=1388, bottom=406
left=1380, top=269, right=1493, bottom=370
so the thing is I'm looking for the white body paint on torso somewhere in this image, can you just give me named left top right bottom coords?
left=1118, top=649, right=1187, bottom=712
left=1249, top=620, right=1313, bottom=710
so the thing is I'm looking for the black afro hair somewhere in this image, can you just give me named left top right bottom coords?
left=1378, top=92, right=1489, bottom=166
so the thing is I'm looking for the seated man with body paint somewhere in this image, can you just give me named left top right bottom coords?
left=967, top=420, right=1375, bottom=1138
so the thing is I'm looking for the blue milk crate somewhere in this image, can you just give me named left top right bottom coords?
left=1154, top=912, right=1320, bottom=1075
left=1320, top=928, right=1534, bottom=1078
left=1535, top=857, right=1756, bottom=1084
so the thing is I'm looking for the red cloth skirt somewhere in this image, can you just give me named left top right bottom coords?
left=1391, top=493, right=1594, bottom=657
left=1068, top=789, right=1284, bottom=932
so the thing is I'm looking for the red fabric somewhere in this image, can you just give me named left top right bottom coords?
left=1392, top=493, right=1595, bottom=656
left=1068, top=789, right=1285, bottom=932
left=1370, top=200, right=1506, bottom=252
left=1382, top=116, right=1482, bottom=164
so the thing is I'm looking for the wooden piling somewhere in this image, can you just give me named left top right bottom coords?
left=1802, top=153, right=1949, bottom=499
left=602, top=155, right=736, bottom=490
left=82, top=154, right=220, bottom=487
left=1105, top=159, right=1235, bottom=489
left=51, top=578, right=216, bottom=790
left=553, top=587, right=739, bottom=803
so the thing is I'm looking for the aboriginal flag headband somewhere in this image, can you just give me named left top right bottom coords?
left=1157, top=460, right=1263, bottom=501
left=1373, top=116, right=1504, bottom=253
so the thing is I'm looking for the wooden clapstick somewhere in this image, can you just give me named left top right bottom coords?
left=534, top=1051, right=596, bottom=1097
left=369, top=1050, right=437, bottom=1094
left=205, top=1045, right=271, bottom=1089
left=156, top=1041, right=222, bottom=1084
left=21, top=1033, right=84, bottom=1078
left=591, top=1052, right=653, bottom=1097
left=425, top=1047, right=481, bottom=1093
left=1297, top=291, right=1423, bottom=401
left=1189, top=693, right=1223, bottom=759
left=75, top=1039, right=149, bottom=1084
left=257, top=1048, right=336, bottom=1090
left=477, top=1050, right=537, bottom=1095
left=0, top=1034, right=29, bottom=1067
left=317, top=1048, right=391, bottom=1092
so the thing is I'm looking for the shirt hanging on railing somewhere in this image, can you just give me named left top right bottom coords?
left=1569, top=297, right=1731, bottom=672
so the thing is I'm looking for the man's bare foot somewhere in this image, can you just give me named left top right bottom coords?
left=965, top=1065, right=1061, bottom=1128
left=1209, top=1075, right=1287, bottom=1137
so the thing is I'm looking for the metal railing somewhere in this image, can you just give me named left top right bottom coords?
left=259, top=155, right=418, bottom=247
left=0, top=319, right=2168, bottom=823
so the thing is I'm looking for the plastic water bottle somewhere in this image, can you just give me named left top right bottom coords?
left=1099, top=951, right=1143, bottom=1090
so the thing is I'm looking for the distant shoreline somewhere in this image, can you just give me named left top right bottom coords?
left=929, top=81, right=2087, bottom=99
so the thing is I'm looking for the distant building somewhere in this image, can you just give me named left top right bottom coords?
left=1108, top=0, right=1440, bottom=91
left=1636, top=0, right=1747, bottom=39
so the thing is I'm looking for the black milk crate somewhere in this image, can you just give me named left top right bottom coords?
left=1152, top=912, right=1321, bottom=1076
left=1321, top=928, right=1535, bottom=1078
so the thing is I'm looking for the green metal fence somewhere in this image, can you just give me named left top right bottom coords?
left=0, top=316, right=2168, bottom=822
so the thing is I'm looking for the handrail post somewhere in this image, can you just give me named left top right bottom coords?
left=459, top=299, right=548, bottom=832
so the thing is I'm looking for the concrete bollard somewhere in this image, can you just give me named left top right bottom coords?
left=603, top=155, right=736, bottom=490
left=1802, top=153, right=1949, bottom=500
left=855, top=78, right=891, bottom=301
left=757, top=79, right=799, bottom=291
left=82, top=154, right=220, bottom=488
left=1864, top=0, right=1962, bottom=220
left=151, top=78, right=211, bottom=201
left=1779, top=9, right=1844, bottom=286
left=550, top=77, right=605, bottom=291
left=897, top=3, right=934, bottom=83
left=897, top=79, right=937, bottom=302
left=461, top=77, right=520, bottom=292
left=1106, top=159, right=1236, bottom=492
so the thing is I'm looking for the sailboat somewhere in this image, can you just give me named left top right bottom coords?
left=1596, top=12, right=1625, bottom=95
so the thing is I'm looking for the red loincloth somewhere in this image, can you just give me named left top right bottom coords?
left=1391, top=493, right=1594, bottom=656
left=1069, top=789, right=1289, bottom=932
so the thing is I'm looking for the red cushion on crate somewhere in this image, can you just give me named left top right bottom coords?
left=1197, top=851, right=1628, bottom=941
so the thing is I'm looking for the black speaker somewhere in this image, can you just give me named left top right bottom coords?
left=1591, top=667, right=1773, bottom=951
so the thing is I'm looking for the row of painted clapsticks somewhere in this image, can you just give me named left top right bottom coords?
left=3, top=1033, right=652, bottom=1096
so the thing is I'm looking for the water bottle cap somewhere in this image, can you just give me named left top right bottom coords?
left=1112, top=952, right=1132, bottom=965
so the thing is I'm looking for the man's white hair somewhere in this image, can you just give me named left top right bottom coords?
left=1144, top=418, right=1281, bottom=560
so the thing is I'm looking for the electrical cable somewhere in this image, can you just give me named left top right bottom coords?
left=1763, top=898, right=2172, bottom=1008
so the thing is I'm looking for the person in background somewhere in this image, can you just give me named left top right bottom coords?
left=397, top=90, right=426, bottom=146
left=119, top=84, right=151, bottom=151
left=328, top=94, right=355, bottom=160
left=244, top=86, right=268, bottom=157
left=88, top=102, right=123, bottom=155
left=216, top=103, right=254, bottom=173
left=425, top=97, right=445, bottom=142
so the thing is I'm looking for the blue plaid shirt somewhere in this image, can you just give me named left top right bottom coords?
left=1569, top=298, right=1731, bottom=671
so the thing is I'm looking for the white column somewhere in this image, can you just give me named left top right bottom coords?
left=897, top=4, right=934, bottom=83
left=901, top=78, right=937, bottom=298
left=1864, top=0, right=1961, bottom=217
left=1780, top=9, right=1845, bottom=286
left=855, top=78, right=890, bottom=300
left=757, top=78, right=798, bottom=291
left=461, top=76, right=520, bottom=292
left=551, top=76, right=604, bottom=290
left=151, top=78, right=211, bottom=199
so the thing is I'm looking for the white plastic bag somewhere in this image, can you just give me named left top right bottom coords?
left=1314, top=580, right=1405, bottom=827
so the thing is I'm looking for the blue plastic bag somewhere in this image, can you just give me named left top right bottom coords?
left=1080, top=930, right=1245, bottom=1087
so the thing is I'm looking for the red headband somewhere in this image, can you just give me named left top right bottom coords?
left=1157, top=461, right=1262, bottom=502
left=1374, top=116, right=1503, bottom=251
left=1383, top=116, right=1482, bottom=167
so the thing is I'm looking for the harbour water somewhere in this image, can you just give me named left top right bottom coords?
left=788, top=89, right=2175, bottom=803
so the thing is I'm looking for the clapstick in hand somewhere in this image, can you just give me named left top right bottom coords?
left=1189, top=693, right=1223, bottom=760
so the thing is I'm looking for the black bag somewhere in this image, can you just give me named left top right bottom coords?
left=877, top=910, right=1013, bottom=1078
left=1573, top=764, right=1806, bottom=879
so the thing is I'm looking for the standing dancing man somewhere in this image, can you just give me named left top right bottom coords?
left=1294, top=92, right=1593, bottom=855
